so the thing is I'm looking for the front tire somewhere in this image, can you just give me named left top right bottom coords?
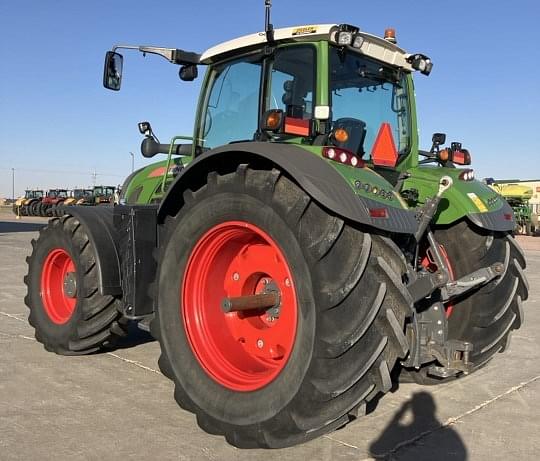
left=24, top=216, right=127, bottom=354
left=151, top=166, right=412, bottom=447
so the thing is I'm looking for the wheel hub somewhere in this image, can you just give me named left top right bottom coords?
left=63, top=272, right=77, bottom=298
left=182, top=221, right=298, bottom=391
left=40, top=249, right=77, bottom=324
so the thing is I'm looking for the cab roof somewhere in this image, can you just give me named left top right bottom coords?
left=200, top=23, right=413, bottom=71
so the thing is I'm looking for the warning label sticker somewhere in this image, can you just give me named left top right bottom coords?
left=292, top=26, right=317, bottom=36
left=467, top=192, right=488, bottom=212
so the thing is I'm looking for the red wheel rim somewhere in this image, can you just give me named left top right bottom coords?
left=41, top=248, right=77, bottom=324
left=182, top=221, right=298, bottom=391
left=421, top=245, right=455, bottom=318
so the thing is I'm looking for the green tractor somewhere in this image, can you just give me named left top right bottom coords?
left=25, top=6, right=527, bottom=449
left=78, top=185, right=116, bottom=206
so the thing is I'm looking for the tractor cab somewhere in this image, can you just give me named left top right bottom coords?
left=104, top=24, right=431, bottom=178
left=25, top=190, right=43, bottom=199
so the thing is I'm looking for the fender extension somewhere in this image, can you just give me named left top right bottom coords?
left=157, top=142, right=419, bottom=234
left=62, top=205, right=158, bottom=318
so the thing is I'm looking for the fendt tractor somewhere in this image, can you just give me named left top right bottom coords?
left=12, top=189, right=43, bottom=216
left=25, top=4, right=528, bottom=448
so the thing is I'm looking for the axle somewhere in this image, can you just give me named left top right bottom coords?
left=221, top=292, right=279, bottom=313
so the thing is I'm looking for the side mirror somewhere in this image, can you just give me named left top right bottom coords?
left=103, top=51, right=123, bottom=91
left=432, top=132, right=446, bottom=146
left=179, top=64, right=198, bottom=81
left=138, top=121, right=152, bottom=135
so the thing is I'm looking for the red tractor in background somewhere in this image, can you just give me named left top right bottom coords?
left=39, top=189, right=69, bottom=217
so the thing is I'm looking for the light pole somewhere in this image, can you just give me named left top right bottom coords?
left=11, top=168, right=15, bottom=201
left=129, top=152, right=134, bottom=172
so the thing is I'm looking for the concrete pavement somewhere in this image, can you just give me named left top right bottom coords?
left=1, top=214, right=538, bottom=460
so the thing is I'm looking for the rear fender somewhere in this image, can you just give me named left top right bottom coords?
left=157, top=142, right=419, bottom=234
left=405, top=168, right=515, bottom=231
left=63, top=207, right=122, bottom=296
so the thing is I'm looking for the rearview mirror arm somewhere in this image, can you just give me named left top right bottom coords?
left=111, top=45, right=200, bottom=65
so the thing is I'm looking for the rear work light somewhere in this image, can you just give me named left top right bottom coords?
left=329, top=24, right=364, bottom=49
left=458, top=169, right=475, bottom=181
left=323, top=147, right=365, bottom=168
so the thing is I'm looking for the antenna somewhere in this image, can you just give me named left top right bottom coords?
left=264, top=0, right=274, bottom=43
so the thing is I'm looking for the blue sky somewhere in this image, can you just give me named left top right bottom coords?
left=1, top=0, right=539, bottom=198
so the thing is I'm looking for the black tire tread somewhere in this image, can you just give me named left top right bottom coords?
left=25, top=216, right=127, bottom=355
left=402, top=220, right=528, bottom=385
left=151, top=167, right=412, bottom=448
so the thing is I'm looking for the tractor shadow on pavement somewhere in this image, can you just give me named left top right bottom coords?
left=0, top=220, right=47, bottom=234
left=367, top=391, right=467, bottom=460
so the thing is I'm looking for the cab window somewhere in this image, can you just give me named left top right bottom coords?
left=266, top=46, right=315, bottom=120
left=202, top=56, right=262, bottom=149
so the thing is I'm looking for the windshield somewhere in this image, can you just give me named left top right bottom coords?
left=329, top=47, right=410, bottom=160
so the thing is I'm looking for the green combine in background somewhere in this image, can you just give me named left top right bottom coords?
left=487, top=179, right=535, bottom=235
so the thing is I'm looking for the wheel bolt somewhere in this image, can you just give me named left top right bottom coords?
left=257, top=339, right=264, bottom=349
left=285, top=278, right=291, bottom=287
left=232, top=272, right=240, bottom=281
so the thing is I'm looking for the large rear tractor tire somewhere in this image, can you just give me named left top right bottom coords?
left=151, top=166, right=412, bottom=448
left=38, top=203, right=48, bottom=217
left=29, top=201, right=40, bottom=216
left=402, top=220, right=528, bottom=385
left=24, top=216, right=127, bottom=354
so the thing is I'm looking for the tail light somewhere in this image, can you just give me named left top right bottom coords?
left=452, top=148, right=471, bottom=165
left=437, top=147, right=472, bottom=165
left=323, top=147, right=364, bottom=168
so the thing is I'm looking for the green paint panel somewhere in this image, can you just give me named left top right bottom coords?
left=404, top=166, right=504, bottom=224
left=123, top=157, right=187, bottom=204
left=296, top=145, right=408, bottom=209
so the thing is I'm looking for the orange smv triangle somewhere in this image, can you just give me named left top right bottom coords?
left=371, top=122, right=398, bottom=167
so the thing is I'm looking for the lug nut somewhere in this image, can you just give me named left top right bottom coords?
left=257, top=339, right=264, bottom=349
left=285, top=278, right=291, bottom=287
left=232, top=272, right=240, bottom=281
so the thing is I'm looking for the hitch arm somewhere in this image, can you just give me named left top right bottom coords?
left=442, top=262, right=505, bottom=301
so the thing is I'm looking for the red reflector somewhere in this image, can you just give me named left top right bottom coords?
left=369, top=208, right=388, bottom=218
left=284, top=117, right=310, bottom=136
left=371, top=122, right=398, bottom=167
left=148, top=166, right=166, bottom=178
left=504, top=213, right=513, bottom=220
